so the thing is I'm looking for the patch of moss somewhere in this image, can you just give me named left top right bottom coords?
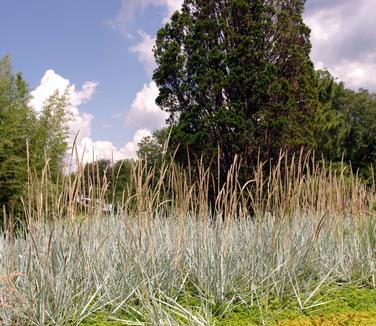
left=79, top=312, right=124, bottom=326
left=276, top=312, right=376, bottom=326
left=80, top=310, right=139, bottom=326
left=80, top=285, right=376, bottom=325
left=218, top=284, right=376, bottom=326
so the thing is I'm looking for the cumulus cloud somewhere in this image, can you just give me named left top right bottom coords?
left=304, top=0, right=376, bottom=90
left=109, top=1, right=178, bottom=137
left=129, top=31, right=156, bottom=78
left=112, top=0, right=376, bottom=91
left=30, top=70, right=150, bottom=166
left=120, top=0, right=376, bottom=150
left=30, top=69, right=96, bottom=142
left=120, top=129, right=153, bottom=159
left=160, top=0, right=183, bottom=17
left=318, top=57, right=376, bottom=91
left=159, top=0, right=183, bottom=23
left=126, top=81, right=168, bottom=130
left=77, top=129, right=152, bottom=162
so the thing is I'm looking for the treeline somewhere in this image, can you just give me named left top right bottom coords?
left=137, top=70, right=376, bottom=180
left=139, top=1, right=376, bottom=182
left=0, top=56, right=69, bottom=221
left=78, top=159, right=133, bottom=205
left=148, top=0, right=376, bottom=183
left=83, top=68, right=376, bottom=206
left=315, top=70, right=376, bottom=175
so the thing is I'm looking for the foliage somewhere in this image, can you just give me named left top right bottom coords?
left=108, top=159, right=133, bottom=205
left=153, top=0, right=318, bottom=179
left=218, top=285, right=376, bottom=325
left=316, top=70, right=376, bottom=178
left=74, top=158, right=134, bottom=207
left=82, top=284, right=376, bottom=325
left=0, top=56, right=31, bottom=215
left=0, top=55, right=70, bottom=222
left=81, top=159, right=112, bottom=198
left=30, top=91, right=71, bottom=179
left=137, top=127, right=171, bottom=163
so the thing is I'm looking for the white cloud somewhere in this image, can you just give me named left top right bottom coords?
left=159, top=0, right=183, bottom=23
left=111, top=0, right=179, bottom=137
left=30, top=70, right=96, bottom=142
left=120, top=129, right=153, bottom=159
left=305, top=0, right=376, bottom=91
left=75, top=129, right=151, bottom=162
left=305, top=9, right=342, bottom=43
left=71, top=81, right=98, bottom=107
left=323, top=58, right=376, bottom=91
left=30, top=70, right=151, bottom=167
left=29, top=70, right=68, bottom=112
left=110, top=0, right=183, bottom=36
left=126, top=81, right=168, bottom=130
left=129, top=31, right=156, bottom=78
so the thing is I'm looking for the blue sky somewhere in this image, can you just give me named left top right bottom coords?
left=1, top=0, right=375, bottom=162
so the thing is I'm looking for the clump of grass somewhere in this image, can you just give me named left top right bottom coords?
left=1, top=213, right=375, bottom=325
left=22, top=150, right=376, bottom=223
left=0, top=151, right=375, bottom=325
left=0, top=273, right=23, bottom=314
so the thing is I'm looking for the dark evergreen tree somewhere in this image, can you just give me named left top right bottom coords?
left=153, top=0, right=318, bottom=179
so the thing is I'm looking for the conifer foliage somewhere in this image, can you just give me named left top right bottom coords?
left=153, top=0, right=317, bottom=175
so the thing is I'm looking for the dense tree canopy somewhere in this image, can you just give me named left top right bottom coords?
left=153, top=0, right=317, bottom=177
left=316, top=70, right=376, bottom=177
left=137, top=127, right=171, bottom=164
left=0, top=56, right=70, bottom=221
left=0, top=56, right=31, bottom=212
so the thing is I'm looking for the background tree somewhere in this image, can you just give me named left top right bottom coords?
left=137, top=127, right=171, bottom=164
left=153, top=0, right=317, bottom=180
left=81, top=159, right=112, bottom=200
left=267, top=0, right=318, bottom=155
left=0, top=56, right=31, bottom=216
left=29, top=91, right=71, bottom=179
left=337, top=88, right=376, bottom=174
left=316, top=70, right=376, bottom=177
left=0, top=55, right=70, bottom=223
left=77, top=158, right=134, bottom=207
left=314, top=70, right=342, bottom=158
left=109, top=159, right=133, bottom=205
